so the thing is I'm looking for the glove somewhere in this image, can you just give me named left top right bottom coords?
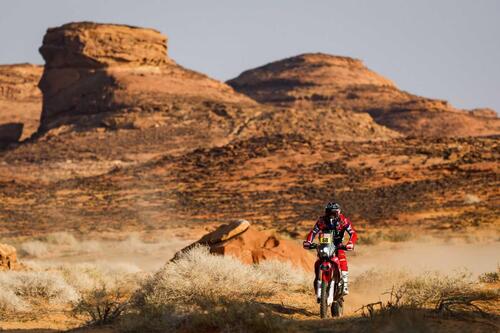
left=346, top=242, right=354, bottom=251
left=303, top=241, right=311, bottom=249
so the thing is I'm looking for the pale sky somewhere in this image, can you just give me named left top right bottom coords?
left=1, top=0, right=499, bottom=112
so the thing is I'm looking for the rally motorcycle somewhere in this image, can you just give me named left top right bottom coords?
left=307, top=231, right=345, bottom=319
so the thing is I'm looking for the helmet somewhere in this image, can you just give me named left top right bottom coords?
left=325, top=202, right=341, bottom=217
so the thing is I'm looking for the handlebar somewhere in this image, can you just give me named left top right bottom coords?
left=306, top=243, right=347, bottom=250
left=307, top=243, right=318, bottom=250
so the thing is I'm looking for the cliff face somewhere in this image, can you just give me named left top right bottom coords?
left=0, top=64, right=43, bottom=140
left=228, top=53, right=500, bottom=137
left=37, top=22, right=256, bottom=137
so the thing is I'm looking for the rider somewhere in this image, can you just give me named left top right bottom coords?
left=303, top=202, right=357, bottom=295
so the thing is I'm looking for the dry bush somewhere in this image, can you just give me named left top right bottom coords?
left=44, top=232, right=78, bottom=247
left=128, top=245, right=302, bottom=332
left=256, top=260, right=310, bottom=291
left=19, top=240, right=49, bottom=258
left=0, top=271, right=79, bottom=309
left=359, top=230, right=383, bottom=245
left=383, top=231, right=413, bottom=243
left=0, top=261, right=142, bottom=317
left=358, top=230, right=413, bottom=245
left=73, top=284, right=129, bottom=326
left=393, top=271, right=474, bottom=308
left=135, top=245, right=276, bottom=308
left=359, top=270, right=499, bottom=320
left=0, top=289, right=29, bottom=313
left=52, top=262, right=141, bottom=293
left=478, top=266, right=499, bottom=284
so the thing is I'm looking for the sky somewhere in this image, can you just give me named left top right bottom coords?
left=1, top=0, right=499, bottom=112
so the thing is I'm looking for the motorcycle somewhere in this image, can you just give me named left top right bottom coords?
left=306, top=230, right=346, bottom=319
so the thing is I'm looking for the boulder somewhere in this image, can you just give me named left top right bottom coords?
left=173, top=220, right=316, bottom=271
left=0, top=243, right=19, bottom=270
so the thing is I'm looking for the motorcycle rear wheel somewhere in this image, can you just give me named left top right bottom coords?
left=320, top=281, right=329, bottom=319
left=332, top=298, right=343, bottom=317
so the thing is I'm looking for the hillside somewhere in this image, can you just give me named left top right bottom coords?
left=228, top=53, right=500, bottom=137
left=1, top=134, right=498, bottom=237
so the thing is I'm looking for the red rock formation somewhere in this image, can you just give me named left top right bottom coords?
left=227, top=53, right=500, bottom=137
left=0, top=64, right=42, bottom=139
left=37, top=22, right=256, bottom=137
left=174, top=220, right=316, bottom=271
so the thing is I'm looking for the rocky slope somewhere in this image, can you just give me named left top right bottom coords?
left=0, top=64, right=43, bottom=140
left=227, top=53, right=500, bottom=137
left=0, top=134, right=497, bottom=237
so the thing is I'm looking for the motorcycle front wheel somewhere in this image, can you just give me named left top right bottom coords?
left=320, top=281, right=329, bottom=319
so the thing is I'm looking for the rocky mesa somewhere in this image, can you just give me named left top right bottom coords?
left=227, top=53, right=500, bottom=137
left=36, top=22, right=258, bottom=147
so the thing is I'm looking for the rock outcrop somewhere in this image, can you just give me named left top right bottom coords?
left=37, top=22, right=257, bottom=141
left=0, top=64, right=43, bottom=140
left=174, top=220, right=316, bottom=271
left=0, top=243, right=19, bottom=270
left=228, top=53, right=500, bottom=137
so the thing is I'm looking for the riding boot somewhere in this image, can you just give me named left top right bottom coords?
left=341, top=271, right=349, bottom=295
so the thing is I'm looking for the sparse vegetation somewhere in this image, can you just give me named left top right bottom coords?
left=0, top=261, right=141, bottom=317
left=358, top=229, right=413, bottom=245
left=19, top=240, right=49, bottom=258
left=73, top=284, right=129, bottom=326
left=479, top=266, right=499, bottom=284
left=127, top=245, right=306, bottom=332
left=358, top=270, right=499, bottom=322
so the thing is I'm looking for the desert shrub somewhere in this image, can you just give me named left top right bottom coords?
left=384, top=231, right=413, bottom=243
left=0, top=289, right=29, bottom=312
left=135, top=245, right=276, bottom=309
left=256, top=260, right=309, bottom=291
left=0, top=261, right=142, bottom=316
left=0, top=271, right=79, bottom=306
left=358, top=230, right=383, bottom=245
left=73, top=284, right=129, bottom=326
left=53, top=262, right=141, bottom=293
left=44, top=232, right=78, bottom=247
left=478, top=267, right=499, bottom=284
left=128, top=245, right=302, bottom=332
left=358, top=230, right=413, bottom=245
left=393, top=271, right=473, bottom=308
left=19, top=240, right=49, bottom=258
left=359, top=270, right=499, bottom=320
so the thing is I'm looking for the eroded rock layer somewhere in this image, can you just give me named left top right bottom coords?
left=228, top=53, right=500, bottom=137
left=0, top=64, right=43, bottom=139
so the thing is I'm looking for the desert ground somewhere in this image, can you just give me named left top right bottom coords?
left=0, top=22, right=499, bottom=332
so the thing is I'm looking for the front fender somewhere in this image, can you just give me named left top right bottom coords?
left=320, top=261, right=333, bottom=282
